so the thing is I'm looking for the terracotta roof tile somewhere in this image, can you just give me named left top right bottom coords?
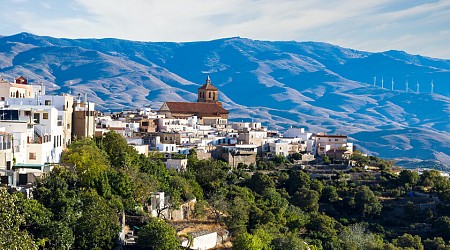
left=164, top=102, right=228, bottom=116
left=198, top=83, right=218, bottom=90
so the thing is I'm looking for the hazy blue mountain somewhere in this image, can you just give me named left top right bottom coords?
left=0, top=32, right=449, bottom=168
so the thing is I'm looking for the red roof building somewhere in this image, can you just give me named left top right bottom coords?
left=158, top=76, right=228, bottom=125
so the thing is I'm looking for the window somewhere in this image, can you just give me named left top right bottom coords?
left=45, top=100, right=51, bottom=105
left=29, top=152, right=37, bottom=160
left=34, top=113, right=40, bottom=124
left=43, top=113, right=49, bottom=119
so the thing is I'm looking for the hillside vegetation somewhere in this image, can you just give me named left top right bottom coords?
left=2, top=132, right=450, bottom=249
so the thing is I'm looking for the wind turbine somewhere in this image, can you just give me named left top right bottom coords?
left=381, top=77, right=384, bottom=89
left=391, top=78, right=395, bottom=91
left=431, top=80, right=434, bottom=94
left=405, top=80, right=408, bottom=92
left=416, top=81, right=420, bottom=94
left=373, top=76, right=376, bottom=87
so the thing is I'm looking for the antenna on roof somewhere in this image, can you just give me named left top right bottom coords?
left=69, top=81, right=72, bottom=95
left=431, top=80, right=434, bottom=94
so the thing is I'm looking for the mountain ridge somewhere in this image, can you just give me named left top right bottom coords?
left=0, top=33, right=449, bottom=167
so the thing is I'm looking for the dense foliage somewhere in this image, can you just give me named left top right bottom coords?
left=4, top=131, right=450, bottom=249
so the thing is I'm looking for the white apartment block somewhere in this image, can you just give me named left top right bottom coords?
left=315, top=134, right=353, bottom=156
left=6, top=94, right=74, bottom=149
left=231, top=122, right=263, bottom=131
left=157, top=117, right=190, bottom=132
left=268, top=140, right=300, bottom=157
left=238, top=130, right=268, bottom=146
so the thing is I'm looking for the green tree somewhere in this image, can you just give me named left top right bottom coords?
left=208, top=191, right=229, bottom=223
left=107, top=168, right=134, bottom=199
left=310, top=179, right=324, bottom=194
left=132, top=170, right=159, bottom=206
left=423, top=237, right=449, bottom=250
left=248, top=172, right=275, bottom=194
left=398, top=170, right=420, bottom=188
left=292, top=188, right=320, bottom=213
left=233, top=232, right=266, bottom=250
left=0, top=188, right=38, bottom=249
left=351, top=151, right=369, bottom=167
left=340, top=223, right=384, bottom=250
left=271, top=233, right=309, bottom=250
left=33, top=166, right=80, bottom=225
left=98, top=131, right=137, bottom=169
left=74, top=190, right=120, bottom=250
left=169, top=175, right=201, bottom=201
left=286, top=170, right=311, bottom=194
left=393, top=233, right=424, bottom=250
left=226, top=196, right=251, bottom=234
left=62, top=138, right=109, bottom=186
left=44, top=221, right=75, bottom=250
left=419, top=170, right=442, bottom=190
left=323, top=155, right=331, bottom=164
left=433, top=217, right=450, bottom=240
left=321, top=186, right=339, bottom=203
left=16, top=195, right=75, bottom=249
left=136, top=217, right=180, bottom=250
left=404, top=201, right=420, bottom=220
left=354, top=186, right=382, bottom=218
left=189, top=159, right=228, bottom=196
left=307, top=213, right=341, bottom=249
left=284, top=205, right=309, bottom=231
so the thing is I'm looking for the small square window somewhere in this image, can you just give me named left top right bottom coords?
left=29, top=152, right=36, bottom=160
left=43, top=113, right=49, bottom=119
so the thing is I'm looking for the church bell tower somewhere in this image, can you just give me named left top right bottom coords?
left=197, top=75, right=220, bottom=105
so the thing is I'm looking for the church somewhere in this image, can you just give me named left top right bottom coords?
left=158, top=76, right=229, bottom=125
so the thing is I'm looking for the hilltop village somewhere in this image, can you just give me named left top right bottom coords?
left=2, top=75, right=450, bottom=250
left=0, top=75, right=353, bottom=189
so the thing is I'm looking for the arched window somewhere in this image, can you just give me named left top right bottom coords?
left=209, top=92, right=211, bottom=98
left=16, top=90, right=19, bottom=98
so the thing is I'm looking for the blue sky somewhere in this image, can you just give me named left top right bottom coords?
left=1, top=0, right=450, bottom=58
